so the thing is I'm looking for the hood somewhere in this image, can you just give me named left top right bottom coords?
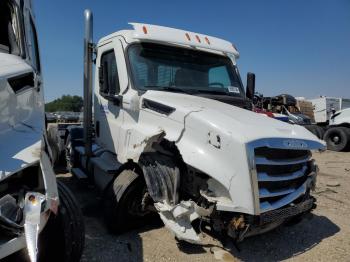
left=331, top=108, right=350, bottom=125
left=142, top=90, right=323, bottom=145
left=0, top=54, right=44, bottom=179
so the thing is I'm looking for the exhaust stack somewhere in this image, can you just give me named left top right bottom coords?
left=83, top=9, right=93, bottom=157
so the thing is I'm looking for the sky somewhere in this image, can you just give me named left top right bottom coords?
left=34, top=0, right=350, bottom=102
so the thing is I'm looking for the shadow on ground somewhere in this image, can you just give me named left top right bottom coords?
left=223, top=214, right=339, bottom=261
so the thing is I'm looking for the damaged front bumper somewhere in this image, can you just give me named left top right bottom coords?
left=155, top=171, right=318, bottom=244
left=0, top=153, right=59, bottom=261
left=227, top=195, right=316, bottom=241
left=155, top=194, right=316, bottom=244
left=155, top=200, right=213, bottom=243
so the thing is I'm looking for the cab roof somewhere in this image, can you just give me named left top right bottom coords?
left=98, top=23, right=239, bottom=57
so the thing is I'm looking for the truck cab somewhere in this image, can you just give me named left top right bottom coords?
left=0, top=1, right=84, bottom=261
left=64, top=11, right=325, bottom=244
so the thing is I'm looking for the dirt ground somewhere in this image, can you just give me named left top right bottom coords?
left=58, top=150, right=350, bottom=262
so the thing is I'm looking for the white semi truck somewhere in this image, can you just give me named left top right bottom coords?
left=0, top=0, right=84, bottom=261
left=323, top=108, right=350, bottom=151
left=54, top=9, right=325, bottom=244
left=305, top=97, right=350, bottom=151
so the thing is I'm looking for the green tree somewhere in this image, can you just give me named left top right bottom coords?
left=45, top=95, right=83, bottom=112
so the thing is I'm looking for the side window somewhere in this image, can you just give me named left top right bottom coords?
left=28, top=17, right=40, bottom=72
left=99, top=50, right=120, bottom=96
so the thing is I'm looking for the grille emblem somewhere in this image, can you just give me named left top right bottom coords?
left=283, top=139, right=308, bottom=149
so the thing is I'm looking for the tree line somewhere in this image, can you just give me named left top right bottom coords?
left=45, top=95, right=83, bottom=112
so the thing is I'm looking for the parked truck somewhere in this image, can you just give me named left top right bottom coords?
left=304, top=97, right=350, bottom=151
left=51, top=10, right=325, bottom=244
left=0, top=0, right=84, bottom=261
left=322, top=107, right=350, bottom=151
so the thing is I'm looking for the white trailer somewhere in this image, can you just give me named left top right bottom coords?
left=54, top=10, right=325, bottom=244
left=308, top=97, right=341, bottom=124
left=0, top=1, right=84, bottom=261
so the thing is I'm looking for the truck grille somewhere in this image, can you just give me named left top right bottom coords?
left=251, top=145, right=312, bottom=213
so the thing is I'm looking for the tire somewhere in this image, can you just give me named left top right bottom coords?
left=103, top=170, right=154, bottom=233
left=314, top=125, right=325, bottom=140
left=304, top=125, right=324, bottom=139
left=38, top=180, right=85, bottom=262
left=304, top=125, right=317, bottom=136
left=324, top=127, right=350, bottom=152
left=47, top=125, right=60, bottom=165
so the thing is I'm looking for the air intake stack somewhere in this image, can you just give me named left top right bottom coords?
left=83, top=9, right=93, bottom=157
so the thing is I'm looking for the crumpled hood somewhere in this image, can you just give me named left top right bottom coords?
left=142, top=90, right=324, bottom=145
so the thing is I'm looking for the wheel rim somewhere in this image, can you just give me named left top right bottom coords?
left=331, top=135, right=341, bottom=145
left=127, top=187, right=151, bottom=217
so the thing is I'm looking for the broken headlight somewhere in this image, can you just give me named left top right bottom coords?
left=0, top=164, right=44, bottom=235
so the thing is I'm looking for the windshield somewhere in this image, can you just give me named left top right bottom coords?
left=128, top=43, right=245, bottom=97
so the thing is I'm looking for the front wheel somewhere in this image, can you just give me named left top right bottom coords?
left=324, top=127, right=350, bottom=151
left=304, top=125, right=324, bottom=139
left=38, top=180, right=85, bottom=262
left=103, top=170, right=155, bottom=233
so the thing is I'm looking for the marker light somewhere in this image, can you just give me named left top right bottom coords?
left=185, top=33, right=191, bottom=41
left=142, top=26, right=148, bottom=34
left=195, top=35, right=201, bottom=43
left=204, top=37, right=210, bottom=45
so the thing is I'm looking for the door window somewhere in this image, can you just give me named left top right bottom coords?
left=99, top=50, right=120, bottom=96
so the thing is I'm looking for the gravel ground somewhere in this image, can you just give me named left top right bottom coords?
left=58, top=150, right=350, bottom=262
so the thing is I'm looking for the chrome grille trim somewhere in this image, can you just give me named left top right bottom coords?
left=260, top=178, right=312, bottom=212
left=246, top=138, right=325, bottom=215
left=257, top=165, right=308, bottom=182
left=255, top=155, right=311, bottom=165
left=259, top=187, right=296, bottom=198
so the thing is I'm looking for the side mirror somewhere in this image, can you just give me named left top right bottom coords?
left=246, top=72, right=255, bottom=100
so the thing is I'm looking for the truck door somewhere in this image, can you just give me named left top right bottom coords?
left=94, top=41, right=124, bottom=154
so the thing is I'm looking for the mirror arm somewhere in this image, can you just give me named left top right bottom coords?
left=103, top=94, right=123, bottom=106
